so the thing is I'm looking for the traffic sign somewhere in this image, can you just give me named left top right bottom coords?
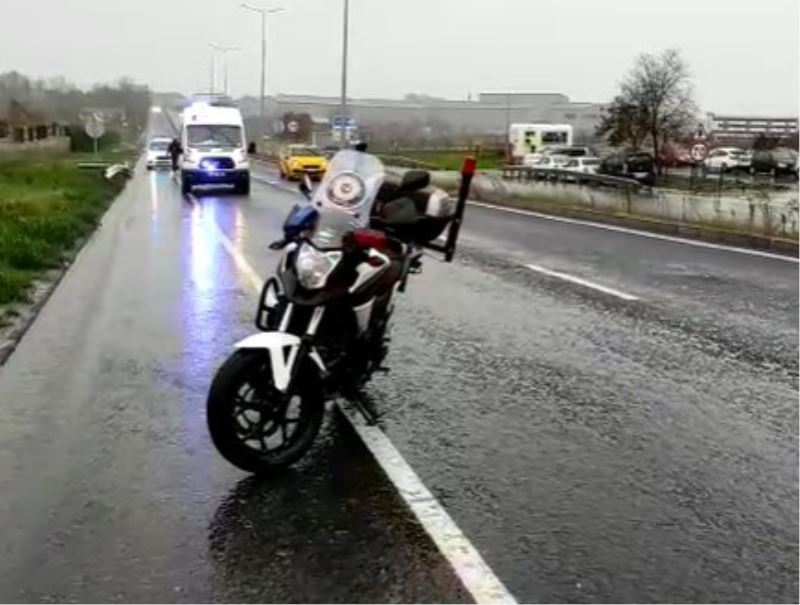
left=330, top=116, right=356, bottom=128
left=690, top=142, right=709, bottom=162
left=287, top=120, right=299, bottom=134
left=84, top=118, right=105, bottom=140
left=83, top=116, right=106, bottom=156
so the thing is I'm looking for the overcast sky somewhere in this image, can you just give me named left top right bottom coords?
left=4, top=0, right=798, bottom=114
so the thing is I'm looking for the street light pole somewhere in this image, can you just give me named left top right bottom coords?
left=505, top=92, right=511, bottom=162
left=241, top=5, right=284, bottom=135
left=339, top=0, right=349, bottom=143
left=259, top=10, right=266, bottom=124
left=209, top=43, right=240, bottom=96
left=208, top=44, right=217, bottom=93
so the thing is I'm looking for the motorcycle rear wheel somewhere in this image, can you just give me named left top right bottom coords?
left=207, top=349, right=324, bottom=474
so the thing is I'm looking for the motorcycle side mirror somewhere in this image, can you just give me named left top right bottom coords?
left=298, top=174, right=313, bottom=199
left=400, top=169, right=431, bottom=192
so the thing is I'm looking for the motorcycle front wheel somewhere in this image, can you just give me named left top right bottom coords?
left=207, top=349, right=324, bottom=474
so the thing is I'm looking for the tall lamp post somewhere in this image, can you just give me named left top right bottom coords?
left=209, top=43, right=240, bottom=96
left=241, top=4, right=284, bottom=135
left=208, top=43, right=218, bottom=93
left=339, top=0, right=350, bottom=143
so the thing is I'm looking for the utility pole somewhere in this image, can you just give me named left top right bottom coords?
left=209, top=43, right=240, bottom=96
left=208, top=44, right=217, bottom=93
left=505, top=92, right=511, bottom=162
left=241, top=4, right=284, bottom=136
left=339, top=0, right=350, bottom=143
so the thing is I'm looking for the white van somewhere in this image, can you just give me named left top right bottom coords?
left=180, top=101, right=250, bottom=195
left=508, top=123, right=573, bottom=164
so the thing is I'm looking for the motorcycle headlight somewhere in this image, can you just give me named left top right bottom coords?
left=295, top=244, right=341, bottom=290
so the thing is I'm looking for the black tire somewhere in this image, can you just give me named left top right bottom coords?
left=181, top=172, right=192, bottom=195
left=207, top=349, right=324, bottom=474
left=236, top=177, right=250, bottom=196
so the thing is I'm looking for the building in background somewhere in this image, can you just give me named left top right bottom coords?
left=0, top=99, right=68, bottom=154
left=706, top=113, right=798, bottom=148
left=237, top=92, right=605, bottom=145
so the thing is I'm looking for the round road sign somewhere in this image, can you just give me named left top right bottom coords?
left=84, top=118, right=106, bottom=140
left=690, top=142, right=708, bottom=162
left=287, top=120, right=299, bottom=134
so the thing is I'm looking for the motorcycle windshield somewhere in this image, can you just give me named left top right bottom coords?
left=310, top=150, right=385, bottom=249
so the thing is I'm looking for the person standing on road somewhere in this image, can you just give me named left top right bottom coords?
left=168, top=138, right=182, bottom=172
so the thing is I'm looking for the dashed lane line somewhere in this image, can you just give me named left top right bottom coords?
left=524, top=263, right=640, bottom=301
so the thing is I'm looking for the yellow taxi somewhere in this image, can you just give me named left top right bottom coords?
left=278, top=145, right=328, bottom=181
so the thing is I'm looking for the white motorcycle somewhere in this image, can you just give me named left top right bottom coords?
left=207, top=150, right=476, bottom=474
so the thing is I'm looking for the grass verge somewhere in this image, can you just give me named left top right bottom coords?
left=0, top=154, right=128, bottom=305
left=377, top=150, right=504, bottom=171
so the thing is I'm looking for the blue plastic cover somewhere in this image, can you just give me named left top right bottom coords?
left=283, top=204, right=319, bottom=238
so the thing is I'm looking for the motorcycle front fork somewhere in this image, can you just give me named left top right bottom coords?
left=280, top=302, right=381, bottom=425
left=280, top=303, right=325, bottom=393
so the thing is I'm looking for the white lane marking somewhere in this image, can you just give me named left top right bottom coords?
left=469, top=200, right=799, bottom=263
left=525, top=263, right=639, bottom=301
left=189, top=192, right=517, bottom=604
left=186, top=194, right=264, bottom=293
left=339, top=405, right=516, bottom=604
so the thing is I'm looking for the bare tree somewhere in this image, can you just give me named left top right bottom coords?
left=598, top=49, right=696, bottom=174
left=596, top=95, right=649, bottom=150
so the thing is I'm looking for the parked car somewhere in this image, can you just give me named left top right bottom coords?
left=545, top=146, right=592, bottom=158
left=564, top=157, right=601, bottom=174
left=703, top=147, right=748, bottom=172
left=145, top=136, right=173, bottom=170
left=658, top=146, right=692, bottom=168
left=522, top=152, right=543, bottom=167
left=598, top=152, right=655, bottom=185
left=534, top=154, right=570, bottom=169
left=278, top=144, right=328, bottom=180
left=750, top=147, right=799, bottom=178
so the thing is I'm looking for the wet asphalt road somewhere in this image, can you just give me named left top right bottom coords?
left=0, top=137, right=797, bottom=602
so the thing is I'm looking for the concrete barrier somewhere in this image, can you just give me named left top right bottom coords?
left=421, top=170, right=799, bottom=241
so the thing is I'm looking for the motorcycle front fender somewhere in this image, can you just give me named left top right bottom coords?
left=234, top=332, right=326, bottom=392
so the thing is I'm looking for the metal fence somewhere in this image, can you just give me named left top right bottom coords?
left=501, top=165, right=643, bottom=191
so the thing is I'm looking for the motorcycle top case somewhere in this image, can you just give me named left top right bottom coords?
left=370, top=185, right=455, bottom=245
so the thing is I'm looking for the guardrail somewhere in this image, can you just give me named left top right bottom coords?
left=501, top=164, right=643, bottom=190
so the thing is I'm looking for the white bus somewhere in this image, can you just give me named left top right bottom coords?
left=508, top=123, right=573, bottom=163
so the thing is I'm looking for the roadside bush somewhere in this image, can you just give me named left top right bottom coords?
left=0, top=158, right=122, bottom=304
left=0, top=269, right=31, bottom=305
